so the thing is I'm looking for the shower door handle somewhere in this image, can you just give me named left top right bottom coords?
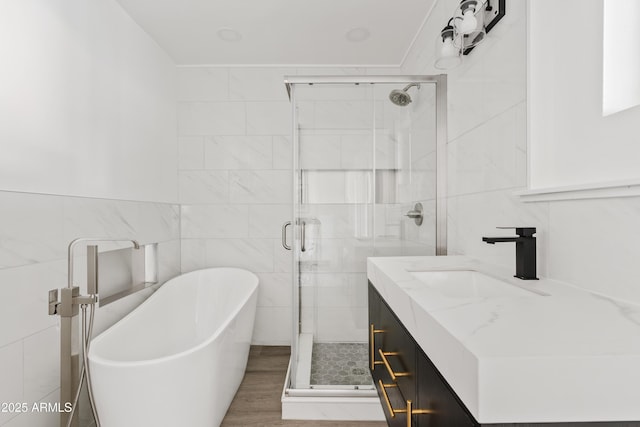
left=300, top=221, right=306, bottom=252
left=282, top=221, right=292, bottom=250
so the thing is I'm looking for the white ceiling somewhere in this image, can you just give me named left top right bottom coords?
left=114, top=0, right=436, bottom=66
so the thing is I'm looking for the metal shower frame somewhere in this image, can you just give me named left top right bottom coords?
left=284, top=74, right=448, bottom=391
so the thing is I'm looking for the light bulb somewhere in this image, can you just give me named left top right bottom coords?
left=435, top=24, right=462, bottom=70
left=459, top=8, right=478, bottom=34
left=441, top=36, right=458, bottom=57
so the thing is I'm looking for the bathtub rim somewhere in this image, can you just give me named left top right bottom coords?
left=88, top=267, right=259, bottom=368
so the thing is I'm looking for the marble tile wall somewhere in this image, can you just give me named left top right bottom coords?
left=545, top=196, right=640, bottom=304
left=401, top=0, right=546, bottom=275
left=402, top=0, right=640, bottom=305
left=395, top=82, right=438, bottom=253
left=178, top=67, right=438, bottom=344
left=0, top=190, right=180, bottom=427
left=178, top=67, right=295, bottom=345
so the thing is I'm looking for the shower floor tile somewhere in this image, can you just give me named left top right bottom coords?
left=310, top=343, right=373, bottom=386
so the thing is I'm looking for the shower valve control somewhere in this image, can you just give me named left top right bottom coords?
left=405, top=202, right=424, bottom=226
left=48, top=286, right=89, bottom=317
left=49, top=284, right=100, bottom=317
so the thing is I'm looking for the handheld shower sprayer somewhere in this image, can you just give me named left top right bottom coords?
left=60, top=237, right=140, bottom=427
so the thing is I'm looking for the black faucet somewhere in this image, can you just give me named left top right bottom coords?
left=482, top=227, right=538, bottom=280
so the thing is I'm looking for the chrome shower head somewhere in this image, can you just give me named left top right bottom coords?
left=389, top=83, right=421, bottom=106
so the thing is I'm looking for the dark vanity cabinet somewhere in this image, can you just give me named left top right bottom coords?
left=369, top=282, right=640, bottom=427
left=369, top=282, right=476, bottom=427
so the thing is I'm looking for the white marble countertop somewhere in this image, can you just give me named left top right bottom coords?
left=367, top=256, right=640, bottom=424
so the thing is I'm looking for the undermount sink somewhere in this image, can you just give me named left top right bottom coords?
left=409, top=270, right=539, bottom=298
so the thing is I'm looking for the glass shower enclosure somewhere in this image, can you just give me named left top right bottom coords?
left=283, top=75, right=447, bottom=400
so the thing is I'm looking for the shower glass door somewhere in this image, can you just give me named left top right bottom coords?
left=286, top=76, right=446, bottom=393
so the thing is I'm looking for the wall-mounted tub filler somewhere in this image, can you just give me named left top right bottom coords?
left=482, top=227, right=538, bottom=280
left=48, top=238, right=158, bottom=427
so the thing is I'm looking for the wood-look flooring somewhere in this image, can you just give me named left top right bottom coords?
left=221, top=346, right=388, bottom=427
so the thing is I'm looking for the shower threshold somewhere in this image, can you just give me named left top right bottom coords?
left=282, top=362, right=384, bottom=420
left=282, top=335, right=383, bottom=421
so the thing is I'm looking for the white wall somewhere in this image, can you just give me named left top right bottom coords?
left=402, top=0, right=640, bottom=306
left=529, top=0, right=640, bottom=189
left=0, top=0, right=178, bottom=203
left=0, top=2, right=180, bottom=426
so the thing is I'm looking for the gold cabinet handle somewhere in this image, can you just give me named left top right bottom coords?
left=378, top=348, right=410, bottom=381
left=378, top=380, right=433, bottom=427
left=378, top=380, right=400, bottom=418
left=406, top=400, right=434, bottom=427
left=370, top=324, right=385, bottom=370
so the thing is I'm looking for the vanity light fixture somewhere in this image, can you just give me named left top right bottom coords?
left=434, top=0, right=505, bottom=70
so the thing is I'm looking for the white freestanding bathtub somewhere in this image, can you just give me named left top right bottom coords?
left=88, top=268, right=259, bottom=427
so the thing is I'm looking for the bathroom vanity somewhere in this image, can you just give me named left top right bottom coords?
left=369, top=283, right=475, bottom=426
left=368, top=256, right=640, bottom=426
